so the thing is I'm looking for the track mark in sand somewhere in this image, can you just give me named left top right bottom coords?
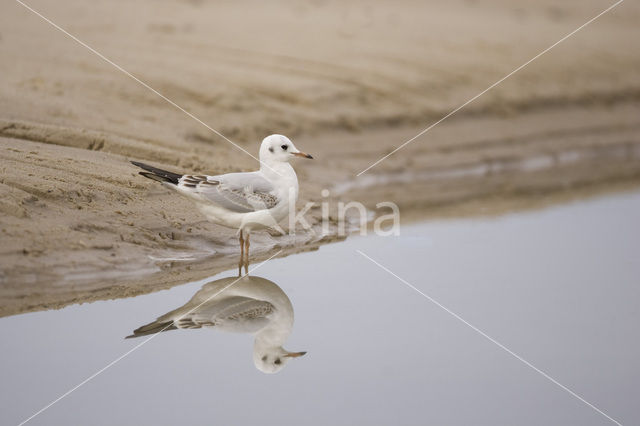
left=0, top=119, right=180, bottom=164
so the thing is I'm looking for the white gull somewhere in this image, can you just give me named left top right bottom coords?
left=131, top=134, right=313, bottom=274
left=126, top=275, right=306, bottom=374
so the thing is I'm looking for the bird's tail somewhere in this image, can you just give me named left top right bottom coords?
left=125, top=319, right=178, bottom=339
left=131, top=161, right=182, bottom=185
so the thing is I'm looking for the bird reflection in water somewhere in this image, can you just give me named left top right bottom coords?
left=126, top=275, right=306, bottom=374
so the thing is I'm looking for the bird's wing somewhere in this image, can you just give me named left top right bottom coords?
left=176, top=296, right=275, bottom=333
left=177, top=171, right=278, bottom=213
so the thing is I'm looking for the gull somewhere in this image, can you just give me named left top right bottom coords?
left=131, top=134, right=313, bottom=274
left=126, top=275, right=306, bottom=374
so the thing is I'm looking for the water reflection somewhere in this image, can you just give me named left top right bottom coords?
left=126, top=275, right=306, bottom=374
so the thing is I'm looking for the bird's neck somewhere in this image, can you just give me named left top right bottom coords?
left=261, top=161, right=296, bottom=181
left=254, top=301, right=294, bottom=345
left=254, top=327, right=290, bottom=349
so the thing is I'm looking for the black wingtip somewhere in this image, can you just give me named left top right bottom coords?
left=131, top=161, right=182, bottom=185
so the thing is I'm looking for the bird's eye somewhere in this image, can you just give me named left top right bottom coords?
left=274, top=358, right=281, bottom=365
left=281, top=145, right=288, bottom=151
left=261, top=355, right=268, bottom=362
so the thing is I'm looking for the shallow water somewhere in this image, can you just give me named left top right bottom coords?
left=2, top=191, right=640, bottom=425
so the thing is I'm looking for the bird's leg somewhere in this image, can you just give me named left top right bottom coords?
left=244, top=233, right=250, bottom=275
left=238, top=230, right=244, bottom=277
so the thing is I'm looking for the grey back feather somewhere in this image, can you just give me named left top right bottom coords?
left=178, top=296, right=275, bottom=333
left=179, top=172, right=278, bottom=213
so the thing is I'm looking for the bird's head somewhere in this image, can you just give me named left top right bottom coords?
left=253, top=346, right=307, bottom=374
left=259, top=134, right=313, bottom=166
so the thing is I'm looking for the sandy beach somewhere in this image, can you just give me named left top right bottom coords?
left=1, top=0, right=639, bottom=316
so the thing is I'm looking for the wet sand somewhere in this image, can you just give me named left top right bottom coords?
left=1, top=0, right=639, bottom=316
